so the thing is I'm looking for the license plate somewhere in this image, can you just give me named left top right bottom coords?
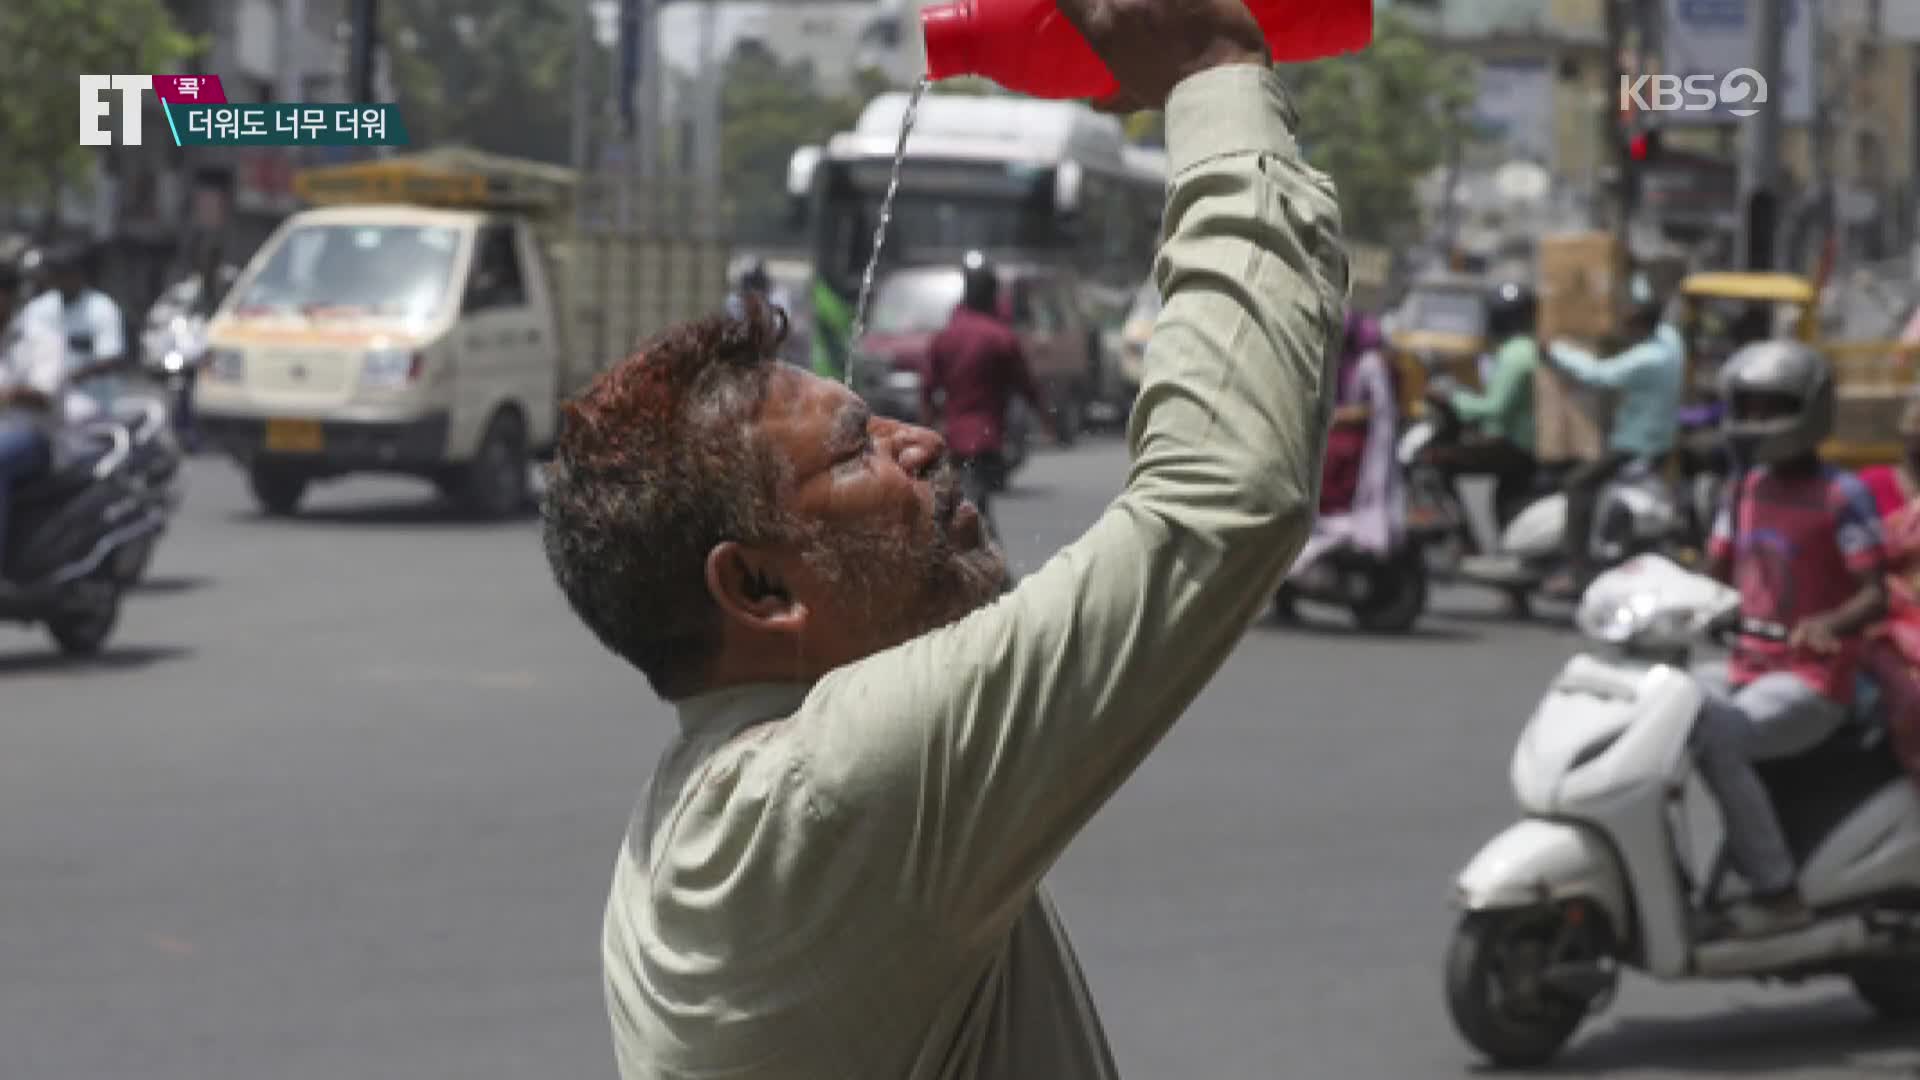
left=264, top=418, right=324, bottom=453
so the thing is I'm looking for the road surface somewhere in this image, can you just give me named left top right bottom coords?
left=1, top=441, right=1909, bottom=1079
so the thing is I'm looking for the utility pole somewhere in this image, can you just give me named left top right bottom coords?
left=349, top=0, right=379, bottom=103
left=1735, top=0, right=1785, bottom=269
left=696, top=0, right=721, bottom=201
left=570, top=0, right=592, bottom=231
left=1602, top=0, right=1635, bottom=305
left=640, top=0, right=664, bottom=181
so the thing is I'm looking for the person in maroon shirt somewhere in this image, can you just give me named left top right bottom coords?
left=921, top=251, right=1056, bottom=538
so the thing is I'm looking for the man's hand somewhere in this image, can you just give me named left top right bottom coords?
left=1790, top=614, right=1843, bottom=656
left=1056, top=0, right=1269, bottom=112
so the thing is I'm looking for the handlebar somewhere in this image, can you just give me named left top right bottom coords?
left=1705, top=610, right=1788, bottom=647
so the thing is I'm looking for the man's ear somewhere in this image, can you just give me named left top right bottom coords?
left=706, top=541, right=806, bottom=631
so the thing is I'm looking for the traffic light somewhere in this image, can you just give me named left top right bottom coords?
left=1629, top=129, right=1661, bottom=163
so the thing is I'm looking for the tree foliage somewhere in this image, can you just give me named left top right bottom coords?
left=0, top=0, right=198, bottom=199
left=384, top=0, right=599, bottom=164
left=1283, top=9, right=1479, bottom=244
left=719, top=42, right=890, bottom=243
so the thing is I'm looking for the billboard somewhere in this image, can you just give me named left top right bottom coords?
left=1474, top=60, right=1556, bottom=166
left=1659, top=0, right=1813, bottom=123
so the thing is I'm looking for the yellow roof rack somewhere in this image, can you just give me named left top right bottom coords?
left=1679, top=271, right=1817, bottom=304
left=293, top=149, right=576, bottom=212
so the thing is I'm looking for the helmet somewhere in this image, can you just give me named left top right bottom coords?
left=739, top=259, right=770, bottom=294
left=1717, top=340, right=1834, bottom=465
left=961, top=250, right=998, bottom=312
left=1485, top=281, right=1537, bottom=340
left=1343, top=309, right=1382, bottom=356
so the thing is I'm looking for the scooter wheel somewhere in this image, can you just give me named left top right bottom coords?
left=46, top=579, right=121, bottom=657
left=111, top=534, right=158, bottom=585
left=1445, top=910, right=1588, bottom=1068
left=1352, top=549, right=1427, bottom=634
left=1852, top=961, right=1920, bottom=1020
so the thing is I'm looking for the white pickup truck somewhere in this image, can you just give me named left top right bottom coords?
left=196, top=151, right=728, bottom=518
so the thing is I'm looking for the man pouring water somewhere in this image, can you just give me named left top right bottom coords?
left=539, top=1, right=1349, bottom=1075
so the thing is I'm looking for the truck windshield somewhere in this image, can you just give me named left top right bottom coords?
left=868, top=269, right=965, bottom=335
left=233, top=223, right=461, bottom=319
left=1401, top=289, right=1486, bottom=337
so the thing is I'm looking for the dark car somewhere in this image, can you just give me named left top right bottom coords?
left=851, top=262, right=1103, bottom=476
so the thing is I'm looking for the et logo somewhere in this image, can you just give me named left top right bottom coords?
left=79, top=75, right=228, bottom=146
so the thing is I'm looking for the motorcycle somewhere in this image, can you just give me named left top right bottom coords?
left=101, top=395, right=184, bottom=585
left=1454, top=457, right=1687, bottom=611
left=1398, top=377, right=1550, bottom=582
left=1274, top=530, right=1427, bottom=633
left=1445, top=554, right=1920, bottom=1068
left=0, top=417, right=168, bottom=657
left=139, top=307, right=209, bottom=445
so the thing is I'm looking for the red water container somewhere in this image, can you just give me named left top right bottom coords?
left=921, top=0, right=1373, bottom=100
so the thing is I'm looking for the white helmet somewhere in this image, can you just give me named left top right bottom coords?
left=1717, top=339, right=1834, bottom=465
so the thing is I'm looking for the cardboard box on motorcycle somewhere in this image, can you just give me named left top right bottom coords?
left=1532, top=231, right=1619, bottom=465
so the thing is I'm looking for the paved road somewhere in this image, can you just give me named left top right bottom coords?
left=2, top=440, right=1910, bottom=1079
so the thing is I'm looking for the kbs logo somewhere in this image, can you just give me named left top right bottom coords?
left=1619, top=69, right=1768, bottom=118
left=79, top=75, right=229, bottom=145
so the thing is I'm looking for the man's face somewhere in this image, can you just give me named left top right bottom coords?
left=753, top=366, right=1007, bottom=662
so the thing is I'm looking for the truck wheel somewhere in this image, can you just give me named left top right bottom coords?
left=250, top=464, right=309, bottom=517
left=458, top=411, right=530, bottom=520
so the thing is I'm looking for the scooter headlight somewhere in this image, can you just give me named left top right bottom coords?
left=1576, top=589, right=1695, bottom=650
left=1576, top=590, right=1653, bottom=644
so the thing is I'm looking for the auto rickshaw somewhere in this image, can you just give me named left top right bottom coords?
left=1677, top=270, right=1918, bottom=467
left=1386, top=272, right=1488, bottom=417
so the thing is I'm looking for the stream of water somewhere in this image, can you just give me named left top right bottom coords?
left=845, top=75, right=931, bottom=383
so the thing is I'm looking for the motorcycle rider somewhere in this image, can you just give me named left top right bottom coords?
left=921, top=250, right=1055, bottom=540
left=1423, top=280, right=1539, bottom=522
left=0, top=260, right=21, bottom=345
left=18, top=243, right=129, bottom=426
left=1696, top=341, right=1888, bottom=936
left=726, top=259, right=791, bottom=322
left=0, top=322, right=71, bottom=577
left=1540, top=294, right=1686, bottom=598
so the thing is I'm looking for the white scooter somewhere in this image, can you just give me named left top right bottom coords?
left=1445, top=555, right=1920, bottom=1068
left=1455, top=458, right=1691, bottom=614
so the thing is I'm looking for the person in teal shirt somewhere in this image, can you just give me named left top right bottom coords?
left=1425, top=281, right=1540, bottom=523
left=1541, top=296, right=1686, bottom=596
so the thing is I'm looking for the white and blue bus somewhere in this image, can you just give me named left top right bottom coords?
left=788, top=91, right=1167, bottom=379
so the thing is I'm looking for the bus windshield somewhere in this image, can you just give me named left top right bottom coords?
left=816, top=159, right=1059, bottom=296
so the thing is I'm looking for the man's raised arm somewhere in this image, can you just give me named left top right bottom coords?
left=800, top=40, right=1347, bottom=931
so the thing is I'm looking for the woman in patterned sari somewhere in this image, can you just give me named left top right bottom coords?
left=1855, top=397, right=1920, bottom=789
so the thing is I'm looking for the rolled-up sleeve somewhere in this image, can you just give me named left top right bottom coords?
left=797, top=66, right=1347, bottom=936
left=1551, top=339, right=1658, bottom=390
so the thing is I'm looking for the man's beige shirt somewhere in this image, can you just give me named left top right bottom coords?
left=605, top=64, right=1349, bottom=1079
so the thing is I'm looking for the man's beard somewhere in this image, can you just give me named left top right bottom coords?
left=802, top=471, right=1006, bottom=645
